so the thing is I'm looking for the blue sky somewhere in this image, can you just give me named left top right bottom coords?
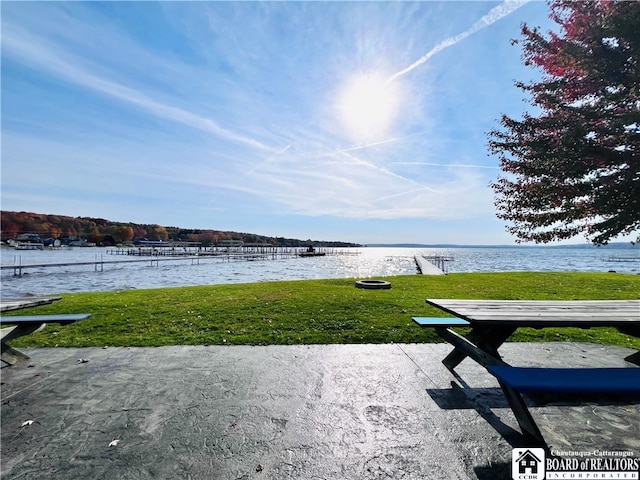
left=2, top=1, right=562, bottom=245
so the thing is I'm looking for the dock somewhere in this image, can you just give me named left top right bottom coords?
left=605, top=256, right=640, bottom=263
left=414, top=255, right=452, bottom=275
left=1, top=255, right=203, bottom=276
left=2, top=246, right=358, bottom=276
left=107, top=243, right=286, bottom=257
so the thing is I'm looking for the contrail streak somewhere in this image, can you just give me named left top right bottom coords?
left=2, top=24, right=276, bottom=153
left=327, top=130, right=432, bottom=155
left=386, top=0, right=530, bottom=85
left=392, top=161, right=499, bottom=170
left=206, top=145, right=291, bottom=207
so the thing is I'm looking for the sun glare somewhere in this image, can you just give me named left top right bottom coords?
left=337, top=73, right=400, bottom=142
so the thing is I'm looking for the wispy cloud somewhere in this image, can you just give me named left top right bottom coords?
left=386, top=0, right=530, bottom=84
left=206, top=144, right=292, bottom=207
left=1, top=24, right=276, bottom=152
left=335, top=150, right=427, bottom=188
left=392, top=162, right=500, bottom=170
left=322, top=130, right=432, bottom=155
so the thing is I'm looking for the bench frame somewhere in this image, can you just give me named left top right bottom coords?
left=425, top=323, right=550, bottom=446
left=412, top=314, right=640, bottom=450
left=486, top=365, right=640, bottom=449
left=1, top=314, right=91, bottom=365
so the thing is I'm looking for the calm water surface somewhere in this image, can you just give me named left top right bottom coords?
left=1, top=245, right=638, bottom=297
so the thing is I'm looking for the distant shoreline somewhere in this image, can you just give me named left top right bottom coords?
left=365, top=242, right=638, bottom=249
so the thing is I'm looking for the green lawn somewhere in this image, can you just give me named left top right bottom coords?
left=4, top=272, right=640, bottom=349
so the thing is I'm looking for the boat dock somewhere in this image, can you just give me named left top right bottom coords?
left=2, top=255, right=202, bottom=276
left=414, top=255, right=452, bottom=275
left=2, top=246, right=358, bottom=277
left=105, top=244, right=329, bottom=259
left=605, top=256, right=640, bottom=263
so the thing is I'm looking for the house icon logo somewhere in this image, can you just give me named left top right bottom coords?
left=512, top=448, right=545, bottom=480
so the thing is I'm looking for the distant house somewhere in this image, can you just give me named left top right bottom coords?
left=516, top=450, right=542, bottom=475
left=16, top=233, right=42, bottom=242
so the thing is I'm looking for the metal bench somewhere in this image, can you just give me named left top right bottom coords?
left=1, top=314, right=91, bottom=365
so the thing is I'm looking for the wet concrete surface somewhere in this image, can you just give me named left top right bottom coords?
left=1, top=342, right=639, bottom=479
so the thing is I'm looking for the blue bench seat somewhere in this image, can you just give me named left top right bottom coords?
left=412, top=317, right=470, bottom=327
left=487, top=365, right=640, bottom=396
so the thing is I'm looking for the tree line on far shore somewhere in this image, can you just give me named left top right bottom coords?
left=0, top=211, right=360, bottom=248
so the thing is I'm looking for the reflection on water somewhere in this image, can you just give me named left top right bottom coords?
left=1, top=246, right=638, bottom=297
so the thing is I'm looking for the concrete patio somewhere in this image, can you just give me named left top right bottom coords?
left=2, top=342, right=639, bottom=479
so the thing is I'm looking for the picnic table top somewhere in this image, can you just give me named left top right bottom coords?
left=425, top=299, right=640, bottom=328
left=0, top=296, right=62, bottom=313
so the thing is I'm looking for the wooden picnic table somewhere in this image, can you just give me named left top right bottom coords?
left=425, top=299, right=639, bottom=326
left=426, top=299, right=640, bottom=370
left=1, top=296, right=90, bottom=365
left=1, top=296, right=62, bottom=313
left=414, top=299, right=640, bottom=449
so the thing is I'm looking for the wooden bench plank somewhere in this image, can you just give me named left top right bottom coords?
left=487, top=366, right=640, bottom=395
left=412, top=317, right=470, bottom=327
left=0, top=314, right=91, bottom=325
left=424, top=299, right=640, bottom=327
left=0, top=296, right=62, bottom=312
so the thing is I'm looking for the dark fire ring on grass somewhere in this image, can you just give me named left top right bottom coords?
left=355, top=280, right=392, bottom=290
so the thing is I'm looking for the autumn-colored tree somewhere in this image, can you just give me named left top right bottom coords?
left=488, top=0, right=639, bottom=244
left=132, top=226, right=147, bottom=240
left=48, top=225, right=62, bottom=238
left=0, top=220, right=20, bottom=240
left=197, top=231, right=218, bottom=246
left=112, top=226, right=134, bottom=243
left=86, top=230, right=103, bottom=245
left=148, top=226, right=169, bottom=242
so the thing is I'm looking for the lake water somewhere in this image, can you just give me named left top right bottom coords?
left=1, top=245, right=638, bottom=297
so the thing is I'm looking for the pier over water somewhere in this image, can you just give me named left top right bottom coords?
left=106, top=243, right=315, bottom=259
left=414, top=254, right=453, bottom=275
left=3, top=245, right=358, bottom=276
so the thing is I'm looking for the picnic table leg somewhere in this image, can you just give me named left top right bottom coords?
left=497, top=381, right=548, bottom=449
left=624, top=351, right=640, bottom=366
left=1, top=323, right=45, bottom=365
left=617, top=327, right=640, bottom=365
left=1, top=343, right=31, bottom=365
left=435, top=327, right=510, bottom=369
left=435, top=327, right=548, bottom=448
left=441, top=326, right=516, bottom=371
left=441, top=329, right=483, bottom=370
